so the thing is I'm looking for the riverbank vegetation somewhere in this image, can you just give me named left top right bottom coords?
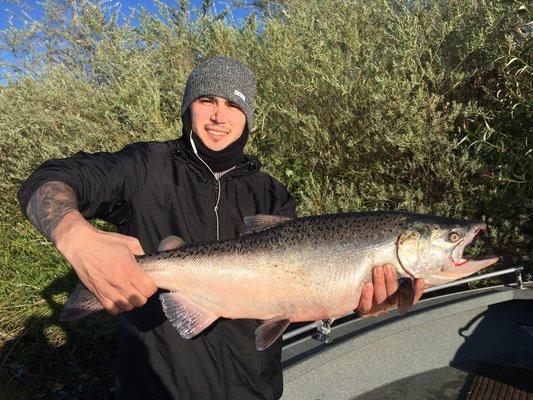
left=0, top=0, right=531, bottom=397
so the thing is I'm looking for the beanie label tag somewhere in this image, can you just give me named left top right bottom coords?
left=234, top=90, right=245, bottom=102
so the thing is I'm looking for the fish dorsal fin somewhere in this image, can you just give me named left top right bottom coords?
left=243, top=214, right=292, bottom=235
left=61, top=283, right=103, bottom=322
left=158, top=235, right=187, bottom=252
left=255, top=316, right=291, bottom=351
left=159, top=292, right=218, bottom=339
left=397, top=278, right=415, bottom=315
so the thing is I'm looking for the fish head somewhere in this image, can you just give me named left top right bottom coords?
left=397, top=217, right=499, bottom=287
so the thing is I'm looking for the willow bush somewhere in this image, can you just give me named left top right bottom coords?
left=0, top=0, right=531, bottom=397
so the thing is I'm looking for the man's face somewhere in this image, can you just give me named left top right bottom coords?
left=190, top=96, right=246, bottom=152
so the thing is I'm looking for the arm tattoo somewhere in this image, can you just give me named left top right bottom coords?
left=26, top=181, right=79, bottom=239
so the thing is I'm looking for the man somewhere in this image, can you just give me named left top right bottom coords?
left=18, top=56, right=424, bottom=399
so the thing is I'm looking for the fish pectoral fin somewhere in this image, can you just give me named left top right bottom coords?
left=255, top=316, right=291, bottom=351
left=159, top=292, right=217, bottom=339
left=158, top=235, right=188, bottom=252
left=243, top=214, right=293, bottom=235
left=397, top=278, right=415, bottom=315
left=61, top=283, right=104, bottom=322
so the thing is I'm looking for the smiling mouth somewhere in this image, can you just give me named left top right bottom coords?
left=206, top=127, right=228, bottom=136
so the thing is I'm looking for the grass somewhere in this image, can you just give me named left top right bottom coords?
left=0, top=372, right=52, bottom=400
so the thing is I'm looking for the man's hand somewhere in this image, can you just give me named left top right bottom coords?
left=26, top=181, right=157, bottom=316
left=356, top=265, right=425, bottom=317
left=55, top=213, right=157, bottom=315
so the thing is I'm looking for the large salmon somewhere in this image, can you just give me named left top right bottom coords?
left=61, top=211, right=499, bottom=350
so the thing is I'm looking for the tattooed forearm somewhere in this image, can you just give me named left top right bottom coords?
left=26, top=181, right=79, bottom=239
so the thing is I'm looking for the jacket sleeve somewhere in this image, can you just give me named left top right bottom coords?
left=270, top=177, right=297, bottom=219
left=17, top=142, right=150, bottom=226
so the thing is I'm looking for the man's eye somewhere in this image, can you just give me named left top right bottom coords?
left=200, top=98, right=213, bottom=103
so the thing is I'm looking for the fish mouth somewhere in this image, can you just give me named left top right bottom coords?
left=451, top=223, right=499, bottom=270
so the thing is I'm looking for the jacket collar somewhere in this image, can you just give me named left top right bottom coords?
left=170, top=139, right=261, bottom=182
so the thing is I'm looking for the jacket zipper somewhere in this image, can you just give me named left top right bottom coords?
left=189, top=149, right=252, bottom=241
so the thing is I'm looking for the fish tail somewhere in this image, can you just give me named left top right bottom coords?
left=60, top=282, right=104, bottom=322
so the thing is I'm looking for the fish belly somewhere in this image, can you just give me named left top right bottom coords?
left=146, top=240, right=398, bottom=322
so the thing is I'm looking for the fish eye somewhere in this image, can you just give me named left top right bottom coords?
left=448, top=232, right=460, bottom=242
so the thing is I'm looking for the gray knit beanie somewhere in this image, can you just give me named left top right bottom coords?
left=181, top=56, right=256, bottom=130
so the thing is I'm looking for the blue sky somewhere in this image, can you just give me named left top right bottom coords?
left=0, top=0, right=252, bottom=29
left=0, top=0, right=253, bottom=81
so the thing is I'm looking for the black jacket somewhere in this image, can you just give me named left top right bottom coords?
left=18, top=139, right=297, bottom=400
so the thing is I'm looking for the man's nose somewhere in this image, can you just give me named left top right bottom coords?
left=210, top=102, right=229, bottom=124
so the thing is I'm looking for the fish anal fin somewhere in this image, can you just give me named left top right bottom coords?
left=398, top=278, right=415, bottom=315
left=61, top=283, right=104, bottom=322
left=159, top=292, right=218, bottom=339
left=255, top=316, right=291, bottom=351
left=158, top=235, right=188, bottom=252
left=243, top=214, right=292, bottom=235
